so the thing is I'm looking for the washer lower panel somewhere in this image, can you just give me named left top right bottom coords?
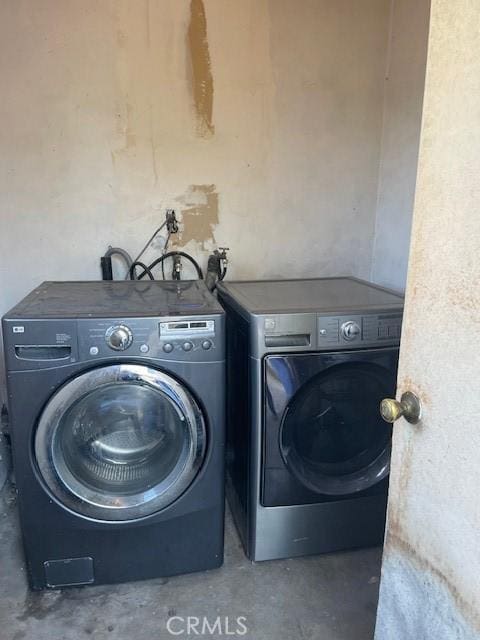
left=23, top=505, right=224, bottom=590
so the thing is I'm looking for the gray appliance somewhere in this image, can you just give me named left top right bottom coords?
left=2, top=280, right=225, bottom=589
left=217, top=277, right=403, bottom=562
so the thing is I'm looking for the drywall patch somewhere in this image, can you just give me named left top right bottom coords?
left=175, top=184, right=219, bottom=248
left=187, top=0, right=214, bottom=138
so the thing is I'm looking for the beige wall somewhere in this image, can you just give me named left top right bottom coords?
left=371, top=0, right=430, bottom=292
left=0, top=0, right=389, bottom=318
left=3, top=0, right=437, bottom=408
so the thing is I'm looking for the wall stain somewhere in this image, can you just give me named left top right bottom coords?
left=446, top=281, right=479, bottom=319
left=397, top=375, right=430, bottom=409
left=145, top=0, right=151, bottom=50
left=112, top=102, right=136, bottom=161
left=116, top=29, right=127, bottom=49
left=148, top=103, right=158, bottom=184
left=187, top=0, right=215, bottom=138
left=384, top=525, right=480, bottom=635
left=124, top=103, right=136, bottom=149
left=385, top=393, right=479, bottom=635
left=174, top=185, right=219, bottom=248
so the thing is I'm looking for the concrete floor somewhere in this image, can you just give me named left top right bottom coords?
left=0, top=483, right=382, bottom=640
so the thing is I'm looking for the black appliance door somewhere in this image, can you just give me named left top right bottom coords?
left=263, top=348, right=397, bottom=505
left=35, top=364, right=207, bottom=521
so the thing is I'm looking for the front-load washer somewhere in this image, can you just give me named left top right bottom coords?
left=2, top=280, right=225, bottom=589
left=217, top=277, right=403, bottom=562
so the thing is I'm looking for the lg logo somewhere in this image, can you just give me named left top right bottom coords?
left=166, top=616, right=248, bottom=636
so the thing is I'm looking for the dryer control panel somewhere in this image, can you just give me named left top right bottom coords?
left=317, top=312, right=402, bottom=349
left=251, top=309, right=402, bottom=357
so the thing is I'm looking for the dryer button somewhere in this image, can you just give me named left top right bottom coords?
left=202, top=340, right=212, bottom=350
left=140, top=344, right=150, bottom=354
left=163, top=343, right=174, bottom=353
left=89, top=346, right=99, bottom=356
left=182, top=341, right=193, bottom=352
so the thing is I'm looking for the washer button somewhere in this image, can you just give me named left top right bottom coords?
left=140, top=344, right=149, bottom=354
left=182, top=341, right=193, bottom=352
left=163, top=343, right=174, bottom=353
left=202, top=340, right=212, bottom=350
left=89, top=346, right=99, bottom=356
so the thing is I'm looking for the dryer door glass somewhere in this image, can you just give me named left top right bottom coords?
left=279, top=361, right=393, bottom=495
left=35, top=364, right=207, bottom=521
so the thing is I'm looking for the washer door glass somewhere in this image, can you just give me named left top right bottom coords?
left=280, top=362, right=392, bottom=495
left=35, top=364, right=207, bottom=521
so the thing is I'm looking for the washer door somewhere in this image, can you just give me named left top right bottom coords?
left=279, top=361, right=392, bottom=495
left=35, top=364, right=207, bottom=521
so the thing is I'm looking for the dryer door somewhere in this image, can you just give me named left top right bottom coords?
left=35, top=364, right=207, bottom=521
left=263, top=348, right=397, bottom=504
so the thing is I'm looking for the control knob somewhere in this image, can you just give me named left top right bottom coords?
left=105, top=325, right=133, bottom=351
left=341, top=321, right=361, bottom=341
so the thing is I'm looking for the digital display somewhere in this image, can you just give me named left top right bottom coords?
left=160, top=320, right=215, bottom=336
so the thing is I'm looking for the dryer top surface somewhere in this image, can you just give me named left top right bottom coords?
left=4, top=280, right=224, bottom=319
left=217, top=277, right=403, bottom=315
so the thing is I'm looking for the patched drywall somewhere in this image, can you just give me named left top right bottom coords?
left=371, top=0, right=430, bottom=292
left=375, top=0, right=480, bottom=636
left=0, top=0, right=391, bottom=398
left=175, top=184, right=219, bottom=248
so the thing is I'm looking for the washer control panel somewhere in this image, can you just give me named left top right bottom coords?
left=318, top=312, right=402, bottom=349
left=78, top=316, right=223, bottom=361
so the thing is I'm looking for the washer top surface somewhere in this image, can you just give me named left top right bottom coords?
left=217, top=277, right=403, bottom=314
left=4, top=280, right=223, bottom=319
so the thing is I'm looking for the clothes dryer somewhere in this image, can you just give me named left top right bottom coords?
left=217, top=277, right=402, bottom=561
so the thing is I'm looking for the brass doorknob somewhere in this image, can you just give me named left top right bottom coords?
left=380, top=391, right=421, bottom=424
